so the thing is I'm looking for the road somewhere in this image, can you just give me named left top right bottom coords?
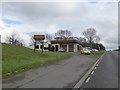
left=81, top=51, right=118, bottom=89
left=2, top=53, right=99, bottom=89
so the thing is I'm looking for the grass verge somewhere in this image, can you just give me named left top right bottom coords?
left=2, top=43, right=69, bottom=77
left=91, top=51, right=104, bottom=56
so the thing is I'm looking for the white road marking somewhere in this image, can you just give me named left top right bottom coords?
left=91, top=71, right=95, bottom=75
left=85, top=77, right=91, bottom=83
left=73, top=52, right=106, bottom=89
left=96, top=63, right=99, bottom=66
left=97, top=62, right=100, bottom=65
left=94, top=67, right=97, bottom=70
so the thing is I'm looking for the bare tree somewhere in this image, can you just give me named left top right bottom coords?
left=64, top=30, right=73, bottom=40
left=55, top=30, right=72, bottom=40
left=29, top=36, right=35, bottom=46
left=5, top=32, right=16, bottom=44
left=5, top=31, right=23, bottom=46
left=68, top=37, right=79, bottom=40
left=94, top=36, right=100, bottom=43
left=45, top=33, right=53, bottom=41
left=94, top=36, right=101, bottom=50
left=76, top=37, right=86, bottom=42
left=82, top=28, right=97, bottom=49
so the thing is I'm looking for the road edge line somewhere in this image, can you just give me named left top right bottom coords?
left=73, top=51, right=106, bottom=89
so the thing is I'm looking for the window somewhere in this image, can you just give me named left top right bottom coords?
left=40, top=45, right=43, bottom=49
left=35, top=45, right=39, bottom=49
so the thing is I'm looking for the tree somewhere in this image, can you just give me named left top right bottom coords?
left=82, top=27, right=100, bottom=49
left=29, top=36, right=35, bottom=46
left=94, top=36, right=101, bottom=50
left=66, top=36, right=78, bottom=40
left=45, top=33, right=53, bottom=41
left=94, top=36, right=100, bottom=43
left=77, top=37, right=86, bottom=42
left=55, top=30, right=72, bottom=40
left=5, top=31, right=23, bottom=46
left=99, top=43, right=106, bottom=50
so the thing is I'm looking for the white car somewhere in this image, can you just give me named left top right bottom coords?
left=92, top=49, right=98, bottom=51
left=58, top=48, right=65, bottom=52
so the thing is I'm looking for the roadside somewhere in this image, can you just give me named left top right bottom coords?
left=91, top=51, right=104, bottom=56
left=3, top=52, right=99, bottom=88
left=2, top=44, right=68, bottom=77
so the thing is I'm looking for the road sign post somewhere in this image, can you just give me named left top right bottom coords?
left=33, top=35, right=45, bottom=53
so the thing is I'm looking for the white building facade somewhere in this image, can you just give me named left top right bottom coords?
left=51, top=40, right=82, bottom=52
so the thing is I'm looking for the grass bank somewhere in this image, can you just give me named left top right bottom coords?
left=2, top=43, right=68, bottom=77
left=91, top=51, right=104, bottom=56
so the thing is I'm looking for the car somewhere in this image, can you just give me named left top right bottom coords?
left=81, top=48, right=86, bottom=54
left=81, top=48, right=91, bottom=55
left=84, top=49, right=91, bottom=55
left=58, top=48, right=65, bottom=52
left=92, top=49, right=98, bottom=51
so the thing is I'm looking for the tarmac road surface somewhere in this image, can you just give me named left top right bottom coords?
left=3, top=53, right=99, bottom=89
left=81, top=51, right=118, bottom=89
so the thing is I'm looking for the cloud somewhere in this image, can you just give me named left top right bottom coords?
left=0, top=19, right=31, bottom=46
left=2, top=0, right=119, bottom=2
left=2, top=18, right=22, bottom=27
left=1, top=2, right=118, bottom=49
left=0, top=19, right=5, bottom=29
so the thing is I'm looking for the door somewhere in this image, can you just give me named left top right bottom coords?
left=69, top=45, right=74, bottom=52
left=55, top=45, right=58, bottom=51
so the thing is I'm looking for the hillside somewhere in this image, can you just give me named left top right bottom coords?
left=2, top=43, right=68, bottom=77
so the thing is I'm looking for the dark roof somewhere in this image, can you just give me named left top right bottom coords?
left=34, top=35, right=45, bottom=40
left=51, top=40, right=82, bottom=45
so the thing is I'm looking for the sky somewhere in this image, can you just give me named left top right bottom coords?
left=0, top=0, right=118, bottom=50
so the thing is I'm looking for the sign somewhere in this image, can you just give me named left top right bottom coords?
left=33, top=35, right=45, bottom=53
left=34, top=35, right=45, bottom=40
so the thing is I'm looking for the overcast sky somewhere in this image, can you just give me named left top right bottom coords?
left=0, top=0, right=118, bottom=50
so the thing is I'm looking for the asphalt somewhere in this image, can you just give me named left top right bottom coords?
left=2, top=52, right=99, bottom=88
left=81, top=51, right=118, bottom=89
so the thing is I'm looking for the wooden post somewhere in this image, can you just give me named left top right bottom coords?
left=41, top=41, right=44, bottom=54
left=34, top=41, right=36, bottom=52
left=33, top=35, right=45, bottom=54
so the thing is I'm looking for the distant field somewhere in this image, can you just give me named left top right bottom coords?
left=2, top=44, right=68, bottom=77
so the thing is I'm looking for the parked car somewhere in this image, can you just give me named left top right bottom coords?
left=84, top=49, right=91, bottom=55
left=58, top=48, right=65, bottom=52
left=81, top=48, right=91, bottom=55
left=92, top=49, right=98, bottom=51
left=81, top=48, right=85, bottom=54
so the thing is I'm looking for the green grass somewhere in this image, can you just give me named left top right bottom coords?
left=91, top=51, right=104, bottom=56
left=2, top=43, right=68, bottom=77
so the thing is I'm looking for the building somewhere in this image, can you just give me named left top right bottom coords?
left=28, top=39, right=82, bottom=52
left=51, top=40, right=82, bottom=52
left=28, top=41, right=51, bottom=51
